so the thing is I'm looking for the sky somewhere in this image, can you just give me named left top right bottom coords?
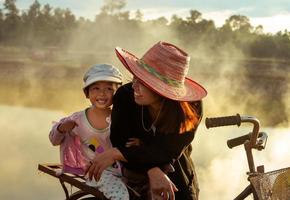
left=6, top=0, right=290, bottom=34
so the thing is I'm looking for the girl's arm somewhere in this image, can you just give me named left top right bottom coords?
left=49, top=120, right=66, bottom=146
left=49, top=118, right=78, bottom=145
left=85, top=147, right=127, bottom=181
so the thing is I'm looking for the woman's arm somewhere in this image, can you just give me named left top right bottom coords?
left=121, top=132, right=195, bottom=167
left=85, top=147, right=127, bottom=181
left=148, top=167, right=178, bottom=200
left=86, top=146, right=178, bottom=199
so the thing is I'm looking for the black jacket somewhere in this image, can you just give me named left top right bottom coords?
left=110, top=83, right=201, bottom=200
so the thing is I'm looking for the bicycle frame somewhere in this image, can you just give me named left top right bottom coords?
left=38, top=164, right=108, bottom=200
left=239, top=116, right=264, bottom=174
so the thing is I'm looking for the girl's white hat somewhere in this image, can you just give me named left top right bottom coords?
left=83, top=64, right=123, bottom=89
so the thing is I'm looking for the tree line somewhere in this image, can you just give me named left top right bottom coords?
left=1, top=0, right=290, bottom=60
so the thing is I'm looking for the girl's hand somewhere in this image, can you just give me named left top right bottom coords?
left=148, top=167, right=178, bottom=200
left=57, top=120, right=78, bottom=134
left=85, top=148, right=121, bottom=181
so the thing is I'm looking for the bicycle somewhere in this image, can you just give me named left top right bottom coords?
left=205, top=114, right=290, bottom=200
left=38, top=164, right=109, bottom=200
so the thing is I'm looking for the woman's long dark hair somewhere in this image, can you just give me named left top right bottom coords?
left=156, top=98, right=201, bottom=134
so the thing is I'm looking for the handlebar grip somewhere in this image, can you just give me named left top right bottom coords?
left=205, top=114, right=241, bottom=129
left=227, top=132, right=264, bottom=149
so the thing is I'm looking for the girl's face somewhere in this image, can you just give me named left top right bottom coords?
left=87, top=81, right=118, bottom=109
left=132, top=77, right=162, bottom=106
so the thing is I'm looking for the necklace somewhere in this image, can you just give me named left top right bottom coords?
left=141, top=100, right=164, bottom=133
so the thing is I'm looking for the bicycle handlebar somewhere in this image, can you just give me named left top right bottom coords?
left=227, top=132, right=265, bottom=149
left=205, top=114, right=241, bottom=128
left=205, top=114, right=261, bottom=148
left=227, top=133, right=252, bottom=149
left=206, top=114, right=266, bottom=176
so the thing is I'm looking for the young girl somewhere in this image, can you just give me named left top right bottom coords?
left=49, top=64, right=129, bottom=200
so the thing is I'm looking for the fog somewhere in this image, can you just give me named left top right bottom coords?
left=0, top=105, right=289, bottom=199
left=0, top=5, right=290, bottom=198
left=0, top=105, right=64, bottom=199
left=55, top=19, right=290, bottom=126
left=1, top=10, right=289, bottom=124
left=194, top=125, right=290, bottom=199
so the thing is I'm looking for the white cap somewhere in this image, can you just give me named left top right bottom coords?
left=83, top=64, right=123, bottom=89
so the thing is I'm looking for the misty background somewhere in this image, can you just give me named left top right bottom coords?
left=0, top=0, right=289, bottom=199
left=0, top=0, right=289, bottom=125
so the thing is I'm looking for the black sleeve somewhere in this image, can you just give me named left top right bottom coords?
left=119, top=130, right=195, bottom=168
left=110, top=83, right=137, bottom=148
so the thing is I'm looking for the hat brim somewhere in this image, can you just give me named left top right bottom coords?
left=115, top=47, right=207, bottom=101
left=83, top=76, right=122, bottom=89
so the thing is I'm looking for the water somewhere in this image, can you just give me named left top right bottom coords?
left=0, top=105, right=289, bottom=199
left=0, top=105, right=64, bottom=199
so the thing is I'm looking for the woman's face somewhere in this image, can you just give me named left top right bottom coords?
left=132, top=77, right=162, bottom=106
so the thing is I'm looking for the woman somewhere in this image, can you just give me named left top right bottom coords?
left=86, top=41, right=207, bottom=199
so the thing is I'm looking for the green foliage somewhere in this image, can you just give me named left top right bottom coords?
left=0, top=0, right=290, bottom=60
left=100, top=0, right=126, bottom=15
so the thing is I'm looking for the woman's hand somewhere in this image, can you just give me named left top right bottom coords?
left=85, top=148, right=123, bottom=181
left=148, top=167, right=178, bottom=200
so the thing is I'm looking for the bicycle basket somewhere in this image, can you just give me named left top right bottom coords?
left=249, top=167, right=290, bottom=200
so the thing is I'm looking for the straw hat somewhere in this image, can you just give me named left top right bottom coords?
left=115, top=41, right=207, bottom=101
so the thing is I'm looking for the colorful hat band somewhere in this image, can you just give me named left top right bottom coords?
left=137, top=59, right=183, bottom=88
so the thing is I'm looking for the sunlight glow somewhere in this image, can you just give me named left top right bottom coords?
left=251, top=13, right=290, bottom=33
left=272, top=140, right=288, bottom=159
left=270, top=130, right=290, bottom=162
left=132, top=8, right=290, bottom=34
